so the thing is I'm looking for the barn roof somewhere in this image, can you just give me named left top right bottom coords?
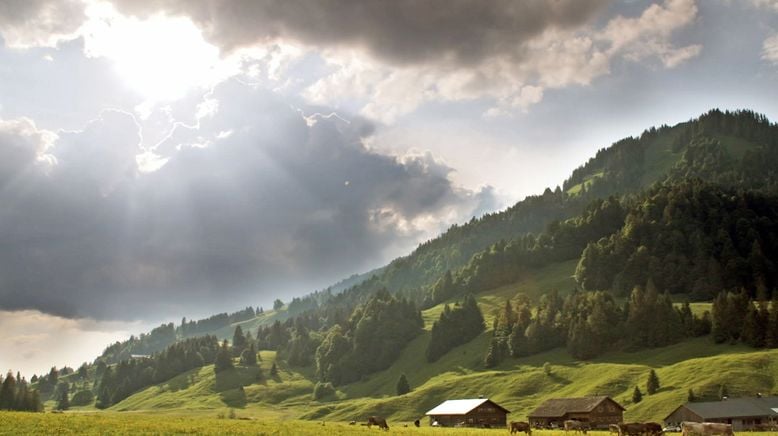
left=425, top=399, right=510, bottom=416
left=529, top=396, right=625, bottom=418
left=664, top=397, right=778, bottom=421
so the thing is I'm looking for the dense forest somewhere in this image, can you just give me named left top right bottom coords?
left=0, top=372, right=42, bottom=412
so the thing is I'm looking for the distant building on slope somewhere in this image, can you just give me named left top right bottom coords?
left=425, top=398, right=510, bottom=428
left=528, top=395, right=625, bottom=429
left=664, top=396, right=778, bottom=431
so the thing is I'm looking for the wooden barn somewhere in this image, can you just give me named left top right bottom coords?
left=664, top=396, right=778, bottom=431
left=528, top=396, right=625, bottom=429
left=425, top=398, right=510, bottom=428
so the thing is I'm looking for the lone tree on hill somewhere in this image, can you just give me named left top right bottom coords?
left=396, top=373, right=410, bottom=395
left=55, top=382, right=69, bottom=411
left=632, top=386, right=643, bottom=404
left=647, top=369, right=660, bottom=395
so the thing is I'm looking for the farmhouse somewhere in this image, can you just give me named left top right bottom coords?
left=663, top=396, right=778, bottom=431
left=425, top=398, right=510, bottom=428
left=528, top=395, right=625, bottom=429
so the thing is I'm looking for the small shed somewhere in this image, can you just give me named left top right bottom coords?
left=664, top=397, right=778, bottom=431
left=425, top=398, right=510, bottom=428
left=528, top=396, right=625, bottom=429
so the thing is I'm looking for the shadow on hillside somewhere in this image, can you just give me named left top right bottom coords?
left=164, top=372, right=197, bottom=392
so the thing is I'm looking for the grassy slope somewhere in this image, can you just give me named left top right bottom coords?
left=10, top=412, right=778, bottom=436
left=112, top=258, right=778, bottom=426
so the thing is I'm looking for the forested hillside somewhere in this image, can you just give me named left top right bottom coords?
left=26, top=109, right=778, bottom=419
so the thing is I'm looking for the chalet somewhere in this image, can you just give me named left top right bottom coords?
left=425, top=398, right=510, bottom=428
left=528, top=396, right=625, bottom=429
left=664, top=396, right=778, bottom=431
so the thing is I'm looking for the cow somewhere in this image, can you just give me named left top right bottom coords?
left=510, top=421, right=532, bottom=435
left=681, top=422, right=734, bottom=436
left=645, top=422, right=664, bottom=436
left=619, top=422, right=649, bottom=436
left=609, top=424, right=621, bottom=435
left=565, top=420, right=589, bottom=435
left=414, top=419, right=420, bottom=427
left=367, top=416, right=390, bottom=430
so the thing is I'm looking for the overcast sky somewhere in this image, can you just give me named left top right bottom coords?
left=2, top=0, right=778, bottom=376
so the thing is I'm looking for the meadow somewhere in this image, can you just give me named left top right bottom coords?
left=5, top=412, right=778, bottom=436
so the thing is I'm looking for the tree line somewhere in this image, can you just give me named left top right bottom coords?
left=0, top=371, right=42, bottom=412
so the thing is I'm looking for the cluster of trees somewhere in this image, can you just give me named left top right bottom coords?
left=96, top=336, right=221, bottom=408
left=98, top=307, right=261, bottom=365
left=315, top=290, right=423, bottom=385
left=576, top=182, right=778, bottom=299
left=0, top=371, right=42, bottom=412
left=484, top=285, right=711, bottom=365
left=426, top=295, right=485, bottom=362
left=426, top=197, right=626, bottom=307
left=179, top=306, right=258, bottom=338
left=711, top=291, right=778, bottom=347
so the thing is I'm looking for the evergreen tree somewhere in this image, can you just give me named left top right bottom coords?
left=55, top=382, right=69, bottom=411
left=273, top=299, right=284, bottom=310
left=396, top=373, right=410, bottom=395
left=632, top=386, right=643, bottom=404
left=270, top=362, right=279, bottom=377
left=240, top=343, right=258, bottom=366
left=232, top=326, right=247, bottom=357
left=688, top=388, right=697, bottom=402
left=214, top=339, right=234, bottom=373
left=718, top=384, right=728, bottom=400
left=646, top=369, right=660, bottom=395
left=0, top=371, right=15, bottom=410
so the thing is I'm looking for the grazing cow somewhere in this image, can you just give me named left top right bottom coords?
left=349, top=421, right=356, bottom=425
left=681, top=422, right=734, bottom=436
left=565, top=420, right=589, bottom=435
left=645, top=422, right=663, bottom=436
left=367, top=416, right=390, bottom=430
left=619, top=422, right=649, bottom=436
left=510, top=421, right=532, bottom=435
left=609, top=424, right=621, bottom=435
left=414, top=419, right=420, bottom=427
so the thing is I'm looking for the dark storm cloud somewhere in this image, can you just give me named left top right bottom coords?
left=111, top=0, right=612, bottom=66
left=0, top=81, right=495, bottom=320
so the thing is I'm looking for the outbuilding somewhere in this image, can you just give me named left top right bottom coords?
left=528, top=395, right=624, bottom=429
left=663, top=396, right=778, bottom=431
left=425, top=398, right=510, bottom=428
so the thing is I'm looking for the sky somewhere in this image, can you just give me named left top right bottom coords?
left=1, top=0, right=778, bottom=376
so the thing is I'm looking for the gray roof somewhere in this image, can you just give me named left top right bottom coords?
left=667, top=397, right=778, bottom=420
left=529, top=396, right=625, bottom=418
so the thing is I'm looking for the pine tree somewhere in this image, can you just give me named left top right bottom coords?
left=646, top=369, right=660, bottom=395
left=396, top=373, right=410, bottom=395
left=688, top=388, right=697, bottom=402
left=214, top=339, right=234, bottom=373
left=55, top=382, right=69, bottom=411
left=270, top=362, right=279, bottom=377
left=240, top=343, right=258, bottom=366
left=0, top=371, right=15, bottom=410
left=632, top=386, right=643, bottom=404
left=232, top=326, right=247, bottom=357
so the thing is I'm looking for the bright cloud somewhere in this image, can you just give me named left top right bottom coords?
left=763, top=34, right=778, bottom=65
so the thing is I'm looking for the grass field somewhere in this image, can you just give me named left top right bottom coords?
left=5, top=412, right=777, bottom=436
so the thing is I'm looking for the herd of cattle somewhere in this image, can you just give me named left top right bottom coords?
left=354, top=417, right=738, bottom=434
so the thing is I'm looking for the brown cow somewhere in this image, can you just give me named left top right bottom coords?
left=645, top=422, right=664, bottom=436
left=565, top=420, right=589, bottom=435
left=510, top=421, right=532, bottom=435
left=367, top=416, right=390, bottom=430
left=681, top=422, right=734, bottom=436
left=619, top=422, right=649, bottom=436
